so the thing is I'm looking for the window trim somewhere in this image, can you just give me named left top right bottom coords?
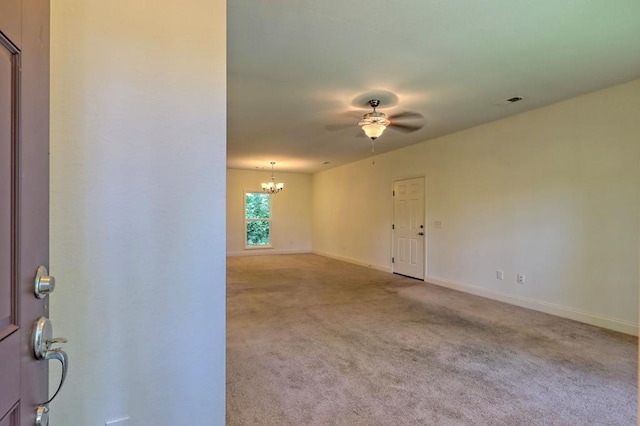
left=244, top=190, right=273, bottom=249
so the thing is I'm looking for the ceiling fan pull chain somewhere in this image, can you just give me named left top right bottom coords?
left=371, top=140, right=376, bottom=165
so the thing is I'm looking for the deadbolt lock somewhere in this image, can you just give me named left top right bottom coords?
left=35, top=265, right=56, bottom=298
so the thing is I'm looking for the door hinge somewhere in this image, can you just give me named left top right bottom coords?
left=392, top=190, right=395, bottom=196
left=392, top=257, right=395, bottom=263
left=392, top=224, right=395, bottom=230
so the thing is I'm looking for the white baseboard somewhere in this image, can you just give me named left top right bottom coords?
left=426, top=275, right=639, bottom=336
left=227, top=248, right=311, bottom=257
left=312, top=250, right=391, bottom=273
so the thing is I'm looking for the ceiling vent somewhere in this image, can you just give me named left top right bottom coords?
left=493, top=96, right=524, bottom=107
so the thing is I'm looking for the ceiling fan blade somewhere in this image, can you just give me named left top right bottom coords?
left=389, top=123, right=424, bottom=133
left=325, top=122, right=356, bottom=131
left=325, top=110, right=364, bottom=131
left=388, top=111, right=424, bottom=121
left=338, top=110, right=365, bottom=119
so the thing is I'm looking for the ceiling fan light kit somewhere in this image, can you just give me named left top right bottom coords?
left=359, top=99, right=390, bottom=140
left=261, top=162, right=285, bottom=194
left=361, top=122, right=387, bottom=139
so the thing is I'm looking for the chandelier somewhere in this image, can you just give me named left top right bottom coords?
left=261, top=162, right=284, bottom=194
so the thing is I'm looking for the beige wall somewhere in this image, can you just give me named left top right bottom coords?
left=227, top=169, right=312, bottom=255
left=50, top=1, right=227, bottom=424
left=313, top=79, right=640, bottom=335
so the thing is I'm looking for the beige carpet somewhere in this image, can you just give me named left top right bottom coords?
left=227, top=254, right=637, bottom=425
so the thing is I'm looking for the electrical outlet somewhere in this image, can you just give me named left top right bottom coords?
left=496, top=269, right=504, bottom=280
left=517, top=273, right=525, bottom=284
left=106, top=417, right=130, bottom=426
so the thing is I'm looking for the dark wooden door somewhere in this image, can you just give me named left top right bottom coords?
left=0, top=0, right=51, bottom=424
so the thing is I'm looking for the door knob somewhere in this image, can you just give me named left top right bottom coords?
left=35, top=265, right=56, bottom=298
left=33, top=317, right=69, bottom=408
left=418, top=232, right=424, bottom=236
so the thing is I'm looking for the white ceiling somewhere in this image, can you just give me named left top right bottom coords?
left=227, top=1, right=640, bottom=174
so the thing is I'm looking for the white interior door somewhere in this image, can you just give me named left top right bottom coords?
left=393, top=177, right=425, bottom=280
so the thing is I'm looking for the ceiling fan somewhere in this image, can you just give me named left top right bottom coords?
left=328, top=99, right=425, bottom=140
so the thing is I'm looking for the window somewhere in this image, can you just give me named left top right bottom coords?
left=245, top=192, right=271, bottom=248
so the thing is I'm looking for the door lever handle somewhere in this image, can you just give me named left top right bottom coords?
left=33, top=317, right=70, bottom=407
left=35, top=346, right=69, bottom=426
left=42, top=347, right=69, bottom=405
